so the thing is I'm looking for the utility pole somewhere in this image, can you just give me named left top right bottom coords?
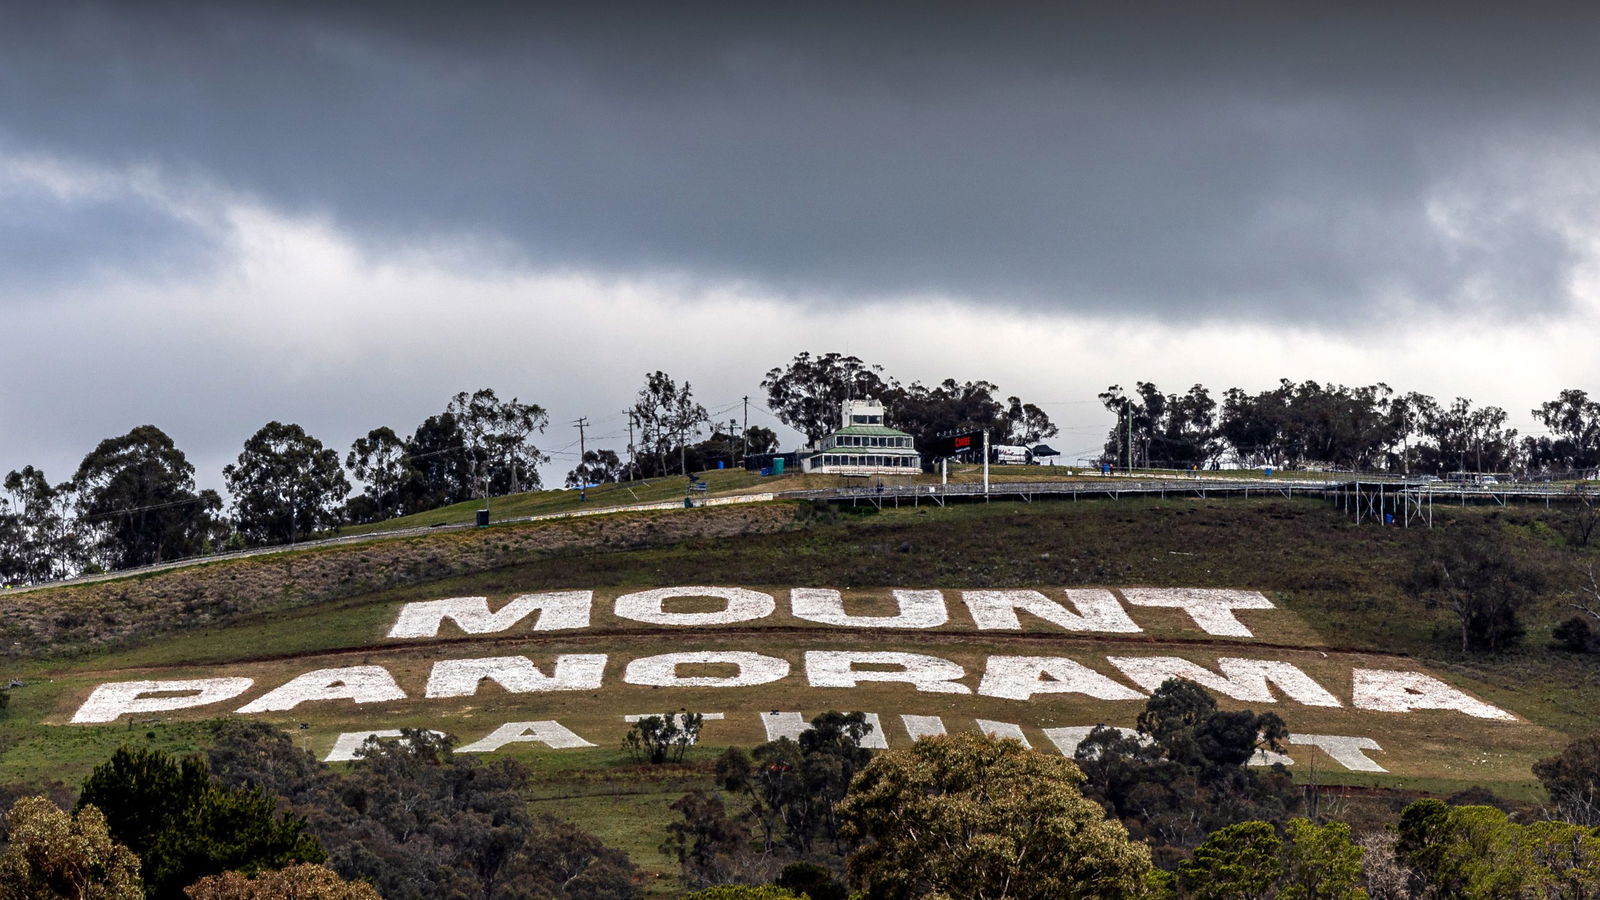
left=624, top=411, right=635, bottom=481
left=741, top=395, right=749, bottom=463
left=1125, top=398, right=1133, bottom=473
left=573, top=417, right=588, bottom=479
left=983, top=429, right=990, bottom=495
left=1402, top=410, right=1409, bottom=476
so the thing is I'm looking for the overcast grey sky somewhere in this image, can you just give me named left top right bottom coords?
left=4, top=2, right=1599, bottom=489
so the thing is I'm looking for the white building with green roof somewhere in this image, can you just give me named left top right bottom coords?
left=800, top=399, right=922, bottom=475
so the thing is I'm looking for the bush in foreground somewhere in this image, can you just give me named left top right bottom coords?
left=0, top=795, right=143, bottom=900
left=837, top=732, right=1154, bottom=899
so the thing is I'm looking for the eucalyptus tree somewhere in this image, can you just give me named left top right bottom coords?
left=1527, top=388, right=1600, bottom=472
left=565, top=449, right=623, bottom=488
left=2, top=466, right=80, bottom=582
left=224, top=421, right=350, bottom=545
left=72, top=427, right=221, bottom=569
left=762, top=351, right=888, bottom=445
left=1003, top=395, right=1059, bottom=446
left=345, top=426, right=413, bottom=521
left=631, top=371, right=708, bottom=476
left=1101, top=382, right=1217, bottom=468
left=445, top=388, right=549, bottom=499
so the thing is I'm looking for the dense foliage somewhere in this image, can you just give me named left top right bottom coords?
left=1098, top=378, right=1600, bottom=476
left=78, top=747, right=323, bottom=900
left=0, top=796, right=143, bottom=900
left=203, top=722, right=637, bottom=900
left=761, top=350, right=1059, bottom=456
left=1075, top=678, right=1300, bottom=865
left=223, top=422, right=351, bottom=546
left=837, top=731, right=1155, bottom=899
left=71, top=428, right=225, bottom=570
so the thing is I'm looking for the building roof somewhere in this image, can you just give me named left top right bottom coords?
left=832, top=424, right=912, bottom=437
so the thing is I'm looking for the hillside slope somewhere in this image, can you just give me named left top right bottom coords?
left=4, top=495, right=1597, bottom=884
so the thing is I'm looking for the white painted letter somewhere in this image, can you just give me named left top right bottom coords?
left=614, top=587, right=775, bottom=626
left=458, top=721, right=596, bottom=752
left=1290, top=734, right=1388, bottom=772
left=791, top=588, right=948, bottom=628
left=425, top=655, right=607, bottom=698
left=1249, top=747, right=1295, bottom=767
left=1350, top=669, right=1514, bottom=720
left=237, top=666, right=406, bottom=714
left=387, top=591, right=592, bottom=638
left=975, top=719, right=1031, bottom=748
left=901, top=714, right=946, bottom=740
left=1121, top=588, right=1275, bottom=637
left=1041, top=725, right=1144, bottom=757
left=758, top=711, right=887, bottom=748
left=623, top=712, right=724, bottom=745
left=963, top=589, right=1141, bottom=633
left=624, top=651, right=789, bottom=688
left=71, top=678, right=254, bottom=724
left=1106, top=656, right=1341, bottom=707
left=978, top=656, right=1146, bottom=702
left=805, top=651, right=970, bottom=694
left=324, top=729, right=448, bottom=762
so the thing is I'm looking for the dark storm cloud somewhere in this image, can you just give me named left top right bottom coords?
left=0, top=173, right=221, bottom=301
left=2, top=2, right=1598, bottom=320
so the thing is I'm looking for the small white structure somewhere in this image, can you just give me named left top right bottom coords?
left=992, top=445, right=1032, bottom=465
left=801, top=400, right=921, bottom=475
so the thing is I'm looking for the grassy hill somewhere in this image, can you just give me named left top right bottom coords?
left=4, top=491, right=1598, bottom=890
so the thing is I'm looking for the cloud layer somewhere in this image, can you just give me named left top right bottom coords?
left=6, top=4, right=1600, bottom=321
left=4, top=4, right=1600, bottom=489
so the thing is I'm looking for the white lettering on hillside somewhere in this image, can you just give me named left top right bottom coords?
left=623, top=651, right=790, bottom=688
left=1349, top=669, right=1514, bottom=721
left=900, top=714, right=946, bottom=740
left=387, top=591, right=592, bottom=638
left=759, top=711, right=888, bottom=749
left=614, top=587, right=775, bottom=626
left=237, top=666, right=407, bottom=714
left=1120, top=588, right=1275, bottom=637
left=623, top=712, right=725, bottom=745
left=977, top=656, right=1146, bottom=702
left=71, top=677, right=255, bottom=724
left=1250, top=746, right=1295, bottom=767
left=805, top=651, right=971, bottom=694
left=962, top=589, right=1142, bottom=633
left=1041, top=725, right=1144, bottom=757
left=1290, top=734, right=1388, bottom=772
left=384, top=585, right=1287, bottom=638
left=325, top=729, right=448, bottom=762
left=790, top=589, right=948, bottom=628
left=1107, top=656, right=1341, bottom=706
left=425, top=655, right=607, bottom=698
left=975, top=719, right=1031, bottom=748
left=457, top=721, right=595, bottom=752
left=305, top=713, right=1421, bottom=774
left=66, top=652, right=1520, bottom=725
